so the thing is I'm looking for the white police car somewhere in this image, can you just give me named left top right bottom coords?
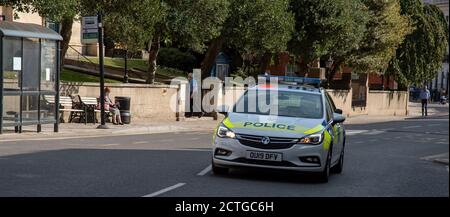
left=212, top=77, right=346, bottom=182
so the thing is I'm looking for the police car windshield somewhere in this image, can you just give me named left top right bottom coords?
left=233, top=90, right=323, bottom=119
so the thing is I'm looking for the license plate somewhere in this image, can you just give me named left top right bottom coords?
left=246, top=151, right=282, bottom=162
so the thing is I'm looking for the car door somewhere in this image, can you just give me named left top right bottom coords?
left=324, top=94, right=342, bottom=163
left=327, top=93, right=345, bottom=153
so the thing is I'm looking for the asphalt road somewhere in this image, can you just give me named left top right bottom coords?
left=0, top=117, right=448, bottom=197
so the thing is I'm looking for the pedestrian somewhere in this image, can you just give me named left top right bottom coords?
left=100, top=87, right=123, bottom=125
left=187, top=73, right=203, bottom=118
left=420, top=86, right=431, bottom=117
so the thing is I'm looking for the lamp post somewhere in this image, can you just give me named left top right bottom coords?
left=124, top=50, right=129, bottom=83
left=97, top=12, right=108, bottom=129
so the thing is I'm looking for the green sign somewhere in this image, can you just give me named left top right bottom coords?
left=83, top=32, right=98, bottom=39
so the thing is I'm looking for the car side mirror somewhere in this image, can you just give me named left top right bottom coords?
left=333, top=113, right=346, bottom=125
left=335, top=109, right=343, bottom=114
left=217, top=105, right=229, bottom=116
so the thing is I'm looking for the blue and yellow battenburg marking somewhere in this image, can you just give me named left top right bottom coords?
left=222, top=117, right=327, bottom=135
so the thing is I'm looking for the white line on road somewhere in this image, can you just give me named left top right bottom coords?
left=100, top=144, right=120, bottom=147
left=132, top=141, right=148, bottom=145
left=403, top=126, right=420, bottom=129
left=365, top=130, right=386, bottom=135
left=346, top=130, right=369, bottom=136
left=427, top=124, right=441, bottom=127
left=197, top=165, right=212, bottom=176
left=142, top=183, right=186, bottom=197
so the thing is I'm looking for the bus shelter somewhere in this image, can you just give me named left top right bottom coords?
left=0, top=21, right=62, bottom=134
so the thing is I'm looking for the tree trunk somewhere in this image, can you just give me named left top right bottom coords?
left=147, top=33, right=161, bottom=84
left=60, top=16, right=74, bottom=67
left=258, top=52, right=272, bottom=74
left=201, top=35, right=225, bottom=79
left=328, top=59, right=344, bottom=87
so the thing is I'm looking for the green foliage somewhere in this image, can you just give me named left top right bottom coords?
left=164, top=0, right=230, bottom=52
left=0, top=0, right=79, bottom=21
left=80, top=0, right=164, bottom=52
left=224, top=0, right=294, bottom=58
left=387, top=0, right=449, bottom=85
left=289, top=0, right=370, bottom=66
left=157, top=48, right=196, bottom=72
left=349, top=0, right=413, bottom=74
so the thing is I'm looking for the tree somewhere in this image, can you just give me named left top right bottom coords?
left=81, top=0, right=163, bottom=53
left=349, top=0, right=413, bottom=75
left=387, top=0, right=449, bottom=86
left=288, top=0, right=369, bottom=77
left=145, top=0, right=229, bottom=84
left=0, top=0, right=79, bottom=65
left=201, top=0, right=294, bottom=78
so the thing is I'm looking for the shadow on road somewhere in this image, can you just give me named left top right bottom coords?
left=213, top=167, right=330, bottom=185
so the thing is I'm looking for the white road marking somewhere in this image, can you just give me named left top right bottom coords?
left=427, top=124, right=441, bottom=127
left=365, top=130, right=385, bottom=135
left=159, top=139, right=175, bottom=142
left=186, top=138, right=200, bottom=141
left=142, top=183, right=186, bottom=197
left=403, top=126, right=420, bottom=129
left=132, top=141, right=148, bottom=145
left=197, top=165, right=212, bottom=176
left=421, top=153, right=449, bottom=161
left=346, top=130, right=369, bottom=136
left=100, top=144, right=120, bottom=147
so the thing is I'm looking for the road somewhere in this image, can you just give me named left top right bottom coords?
left=0, top=117, right=448, bottom=197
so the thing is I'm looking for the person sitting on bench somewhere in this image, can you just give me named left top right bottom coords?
left=100, top=87, right=123, bottom=125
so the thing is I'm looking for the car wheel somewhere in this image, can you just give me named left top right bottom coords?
left=317, top=151, right=331, bottom=183
left=332, top=148, right=344, bottom=174
left=212, top=161, right=229, bottom=175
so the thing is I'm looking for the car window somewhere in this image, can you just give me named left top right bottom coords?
left=233, top=90, right=324, bottom=119
left=325, top=92, right=336, bottom=112
left=325, top=96, right=333, bottom=122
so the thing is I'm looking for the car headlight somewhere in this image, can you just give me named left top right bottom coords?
left=298, top=133, right=324, bottom=145
left=217, top=124, right=236, bottom=139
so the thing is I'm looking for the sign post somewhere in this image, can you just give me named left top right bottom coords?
left=82, top=16, right=99, bottom=44
left=96, top=13, right=108, bottom=129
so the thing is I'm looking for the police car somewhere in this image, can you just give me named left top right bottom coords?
left=212, top=76, right=346, bottom=182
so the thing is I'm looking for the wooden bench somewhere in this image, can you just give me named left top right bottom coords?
left=44, top=95, right=85, bottom=123
left=78, top=96, right=111, bottom=124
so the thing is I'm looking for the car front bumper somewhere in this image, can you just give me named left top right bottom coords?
left=212, top=137, right=328, bottom=173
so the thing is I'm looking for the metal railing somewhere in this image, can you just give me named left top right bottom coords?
left=65, top=45, right=99, bottom=70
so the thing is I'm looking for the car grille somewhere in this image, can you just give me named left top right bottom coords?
left=233, top=158, right=299, bottom=167
left=236, top=134, right=299, bottom=149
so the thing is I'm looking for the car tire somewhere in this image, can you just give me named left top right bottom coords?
left=331, top=147, right=344, bottom=174
left=317, top=150, right=331, bottom=183
left=212, top=161, right=229, bottom=175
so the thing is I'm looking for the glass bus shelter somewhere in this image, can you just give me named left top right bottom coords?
left=0, top=21, right=62, bottom=134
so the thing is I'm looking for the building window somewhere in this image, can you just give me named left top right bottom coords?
left=45, top=20, right=60, bottom=33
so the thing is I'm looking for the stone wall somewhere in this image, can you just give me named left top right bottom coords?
left=60, top=82, right=180, bottom=121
